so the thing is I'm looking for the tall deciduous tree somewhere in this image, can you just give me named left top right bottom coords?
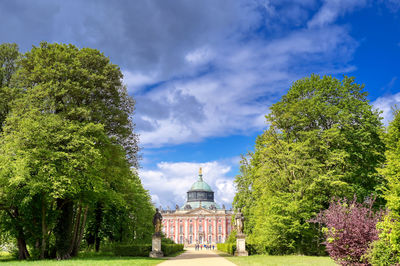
left=0, top=42, right=150, bottom=260
left=233, top=75, right=385, bottom=254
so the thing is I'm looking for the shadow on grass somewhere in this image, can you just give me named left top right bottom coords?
left=0, top=250, right=186, bottom=263
left=215, top=250, right=234, bottom=258
left=0, top=252, right=167, bottom=263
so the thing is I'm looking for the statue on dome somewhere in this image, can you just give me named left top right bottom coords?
left=153, top=208, right=163, bottom=236
left=235, top=208, right=245, bottom=235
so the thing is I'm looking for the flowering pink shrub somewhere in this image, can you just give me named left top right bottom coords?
left=310, top=197, right=383, bottom=265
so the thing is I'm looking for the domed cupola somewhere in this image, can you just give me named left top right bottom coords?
left=182, top=168, right=219, bottom=210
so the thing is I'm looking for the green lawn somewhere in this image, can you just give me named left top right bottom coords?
left=224, top=254, right=337, bottom=266
left=0, top=252, right=165, bottom=266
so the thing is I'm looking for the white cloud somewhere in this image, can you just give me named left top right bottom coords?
left=123, top=70, right=157, bottom=93
left=373, top=92, right=400, bottom=126
left=139, top=161, right=236, bottom=210
left=136, top=25, right=357, bottom=147
left=185, top=47, right=214, bottom=65
left=308, top=0, right=368, bottom=28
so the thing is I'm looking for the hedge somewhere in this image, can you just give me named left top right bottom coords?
left=217, top=243, right=257, bottom=255
left=113, top=243, right=183, bottom=257
left=162, top=244, right=184, bottom=256
left=217, top=243, right=236, bottom=255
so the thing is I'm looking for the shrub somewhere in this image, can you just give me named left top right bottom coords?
left=217, top=243, right=236, bottom=255
left=161, top=244, right=184, bottom=256
left=310, top=197, right=383, bottom=265
left=366, top=212, right=400, bottom=265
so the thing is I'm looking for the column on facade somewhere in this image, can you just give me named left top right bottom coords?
left=223, top=216, right=226, bottom=242
left=185, top=218, right=188, bottom=244
left=205, top=217, right=207, bottom=243
left=213, top=217, right=217, bottom=243
left=166, top=219, right=169, bottom=238
left=175, top=217, right=178, bottom=243
left=194, top=218, right=197, bottom=243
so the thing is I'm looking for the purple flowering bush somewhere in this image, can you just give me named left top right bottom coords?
left=310, top=197, right=383, bottom=265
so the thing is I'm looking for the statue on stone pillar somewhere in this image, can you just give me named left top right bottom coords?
left=235, top=208, right=244, bottom=235
left=150, top=208, right=164, bottom=258
left=153, top=208, right=163, bottom=236
left=234, top=208, right=248, bottom=256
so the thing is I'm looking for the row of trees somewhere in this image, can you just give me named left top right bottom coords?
left=0, top=43, right=154, bottom=260
left=233, top=75, right=397, bottom=258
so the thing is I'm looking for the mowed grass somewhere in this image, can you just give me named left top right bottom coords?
left=224, top=254, right=337, bottom=266
left=0, top=251, right=165, bottom=266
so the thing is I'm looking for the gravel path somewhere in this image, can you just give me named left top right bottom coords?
left=158, top=247, right=235, bottom=266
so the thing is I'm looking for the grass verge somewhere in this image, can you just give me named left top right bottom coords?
left=218, top=252, right=336, bottom=266
left=0, top=251, right=165, bottom=265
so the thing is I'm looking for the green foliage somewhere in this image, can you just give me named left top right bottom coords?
left=0, top=42, right=151, bottom=260
left=161, top=244, right=184, bottom=256
left=225, top=230, right=237, bottom=244
left=217, top=243, right=236, bottom=255
left=234, top=75, right=385, bottom=255
left=161, top=237, right=175, bottom=244
left=369, top=108, right=400, bottom=264
left=367, top=217, right=400, bottom=265
left=0, top=43, right=20, bottom=133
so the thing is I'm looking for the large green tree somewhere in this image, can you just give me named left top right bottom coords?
left=0, top=42, right=152, bottom=260
left=233, top=75, right=385, bottom=255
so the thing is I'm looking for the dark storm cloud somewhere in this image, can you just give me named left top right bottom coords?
left=135, top=88, right=205, bottom=132
left=0, top=0, right=258, bottom=77
left=0, top=0, right=60, bottom=49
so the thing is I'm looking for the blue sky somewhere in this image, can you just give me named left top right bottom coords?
left=1, top=0, right=400, bottom=209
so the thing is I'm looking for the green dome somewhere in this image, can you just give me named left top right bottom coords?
left=190, top=179, right=213, bottom=192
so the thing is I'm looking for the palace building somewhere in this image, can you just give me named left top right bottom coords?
left=160, top=168, right=233, bottom=246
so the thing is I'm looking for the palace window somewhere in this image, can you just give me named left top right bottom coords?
left=209, top=235, right=212, bottom=243
left=218, top=236, right=222, bottom=243
left=199, top=225, right=203, bottom=232
left=170, top=226, right=174, bottom=234
left=189, top=235, right=193, bottom=244
left=189, top=225, right=193, bottom=233
left=180, top=236, right=183, bottom=244
left=209, top=225, right=212, bottom=232
left=218, top=225, right=222, bottom=234
left=180, top=225, right=183, bottom=233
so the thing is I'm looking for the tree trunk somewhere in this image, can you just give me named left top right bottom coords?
left=17, top=233, right=30, bottom=260
left=54, top=198, right=74, bottom=260
left=7, top=208, right=30, bottom=260
left=71, top=205, right=88, bottom=257
left=69, top=204, right=82, bottom=255
left=94, top=202, right=103, bottom=252
left=40, top=196, right=48, bottom=259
